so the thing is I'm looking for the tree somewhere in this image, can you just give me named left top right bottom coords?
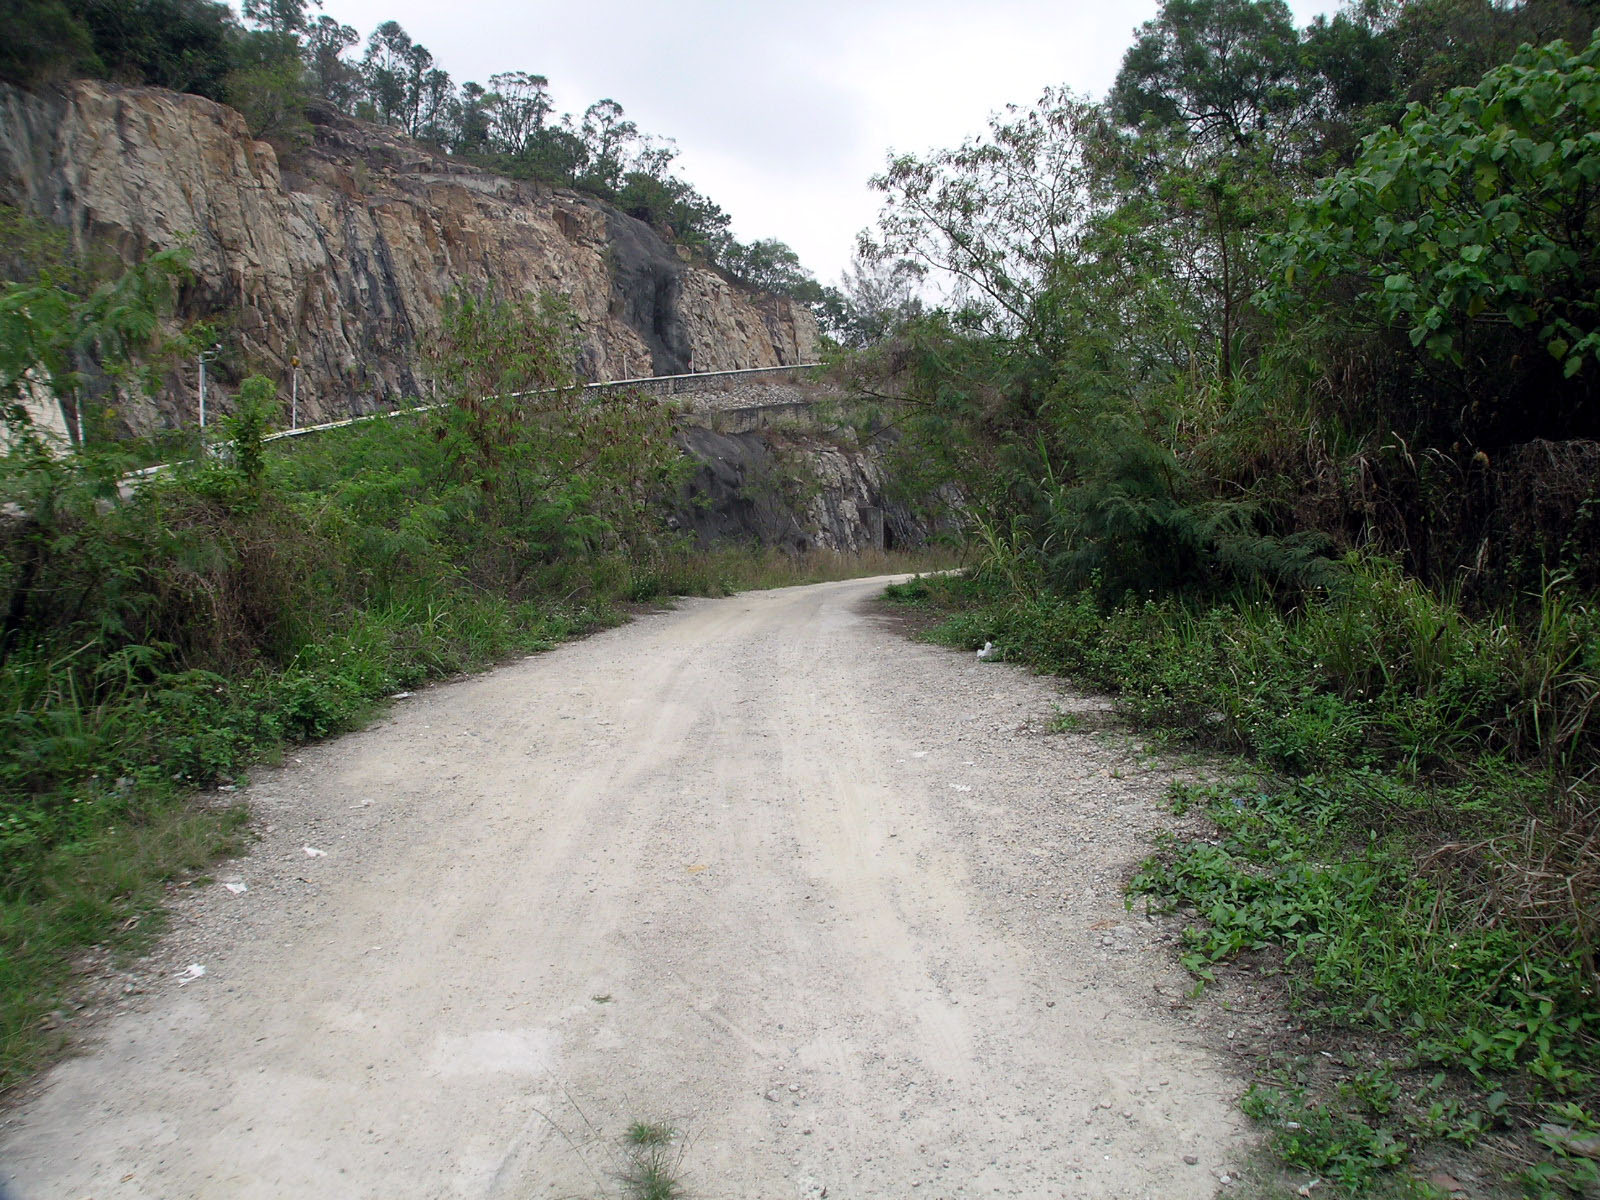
left=578, top=99, right=637, bottom=195
left=224, top=50, right=310, bottom=145
left=493, top=122, right=589, bottom=187
left=1110, top=0, right=1308, bottom=149
left=304, top=13, right=358, bottom=108
left=865, top=88, right=1107, bottom=341
left=412, top=64, right=455, bottom=145
left=484, top=70, right=552, bottom=157
left=452, top=80, right=492, bottom=156
left=0, top=0, right=100, bottom=86
left=241, top=0, right=313, bottom=37
left=1, top=244, right=189, bottom=445
left=424, top=290, right=682, bottom=585
left=67, top=0, right=239, bottom=100
left=1299, top=0, right=1600, bottom=163
left=828, top=253, right=925, bottom=347
left=1267, top=31, right=1600, bottom=443
left=722, top=239, right=824, bottom=304
left=359, top=20, right=450, bottom=138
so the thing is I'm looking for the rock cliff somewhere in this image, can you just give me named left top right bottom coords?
left=0, top=81, right=818, bottom=433
left=674, top=424, right=942, bottom=553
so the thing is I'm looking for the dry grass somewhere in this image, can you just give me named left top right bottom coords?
left=1424, top=779, right=1600, bottom=976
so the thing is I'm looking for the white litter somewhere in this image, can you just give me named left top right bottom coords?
left=390, top=691, right=414, bottom=699
left=950, top=784, right=973, bottom=793
left=222, top=880, right=248, bottom=895
left=177, top=964, right=206, bottom=983
left=303, top=846, right=327, bottom=858
left=977, top=641, right=1000, bottom=661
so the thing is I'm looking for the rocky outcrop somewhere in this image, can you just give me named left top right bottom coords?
left=0, top=81, right=818, bottom=434
left=674, top=425, right=938, bottom=553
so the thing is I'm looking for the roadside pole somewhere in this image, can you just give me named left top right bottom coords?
left=197, top=344, right=221, bottom=448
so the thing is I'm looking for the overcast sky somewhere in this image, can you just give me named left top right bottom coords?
left=322, top=0, right=1347, bottom=283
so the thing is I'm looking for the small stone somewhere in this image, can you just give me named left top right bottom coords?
left=1183, top=1155, right=1198, bottom=1166
left=765, top=1090, right=780, bottom=1102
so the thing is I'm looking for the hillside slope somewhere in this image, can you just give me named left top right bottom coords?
left=0, top=81, right=818, bottom=434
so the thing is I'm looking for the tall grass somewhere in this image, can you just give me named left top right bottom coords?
left=904, top=558, right=1598, bottom=776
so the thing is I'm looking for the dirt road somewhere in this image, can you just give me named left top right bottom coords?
left=0, top=577, right=1248, bottom=1199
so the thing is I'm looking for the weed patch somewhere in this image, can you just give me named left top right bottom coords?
left=619, top=1121, right=687, bottom=1200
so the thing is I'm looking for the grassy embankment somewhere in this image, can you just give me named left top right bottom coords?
left=888, top=567, right=1598, bottom=1197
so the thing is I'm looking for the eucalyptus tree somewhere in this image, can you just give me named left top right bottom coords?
left=578, top=99, right=637, bottom=195
left=359, top=20, right=450, bottom=139
left=484, top=71, right=552, bottom=157
left=304, top=13, right=359, bottom=108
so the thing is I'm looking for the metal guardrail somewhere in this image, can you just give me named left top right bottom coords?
left=582, top=362, right=821, bottom=396
left=260, top=362, right=821, bottom=443
left=120, top=362, right=823, bottom=482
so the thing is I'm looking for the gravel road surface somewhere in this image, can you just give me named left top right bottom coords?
left=0, top=576, right=1247, bottom=1199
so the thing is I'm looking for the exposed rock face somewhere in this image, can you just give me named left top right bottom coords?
left=675, top=425, right=939, bottom=552
left=0, top=81, right=818, bottom=433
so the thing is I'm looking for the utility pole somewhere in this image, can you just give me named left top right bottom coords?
left=291, top=355, right=301, bottom=429
left=197, top=344, right=221, bottom=434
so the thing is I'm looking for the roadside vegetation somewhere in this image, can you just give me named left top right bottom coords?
left=889, top=566, right=1597, bottom=1195
left=866, top=0, right=1600, bottom=1194
left=0, top=241, right=946, bottom=1090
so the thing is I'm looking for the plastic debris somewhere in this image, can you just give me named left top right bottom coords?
left=303, top=846, right=327, bottom=858
left=222, top=880, right=248, bottom=895
left=390, top=691, right=414, bottom=699
left=950, top=783, right=973, bottom=793
left=177, top=964, right=206, bottom=983
left=977, top=641, right=1000, bottom=661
